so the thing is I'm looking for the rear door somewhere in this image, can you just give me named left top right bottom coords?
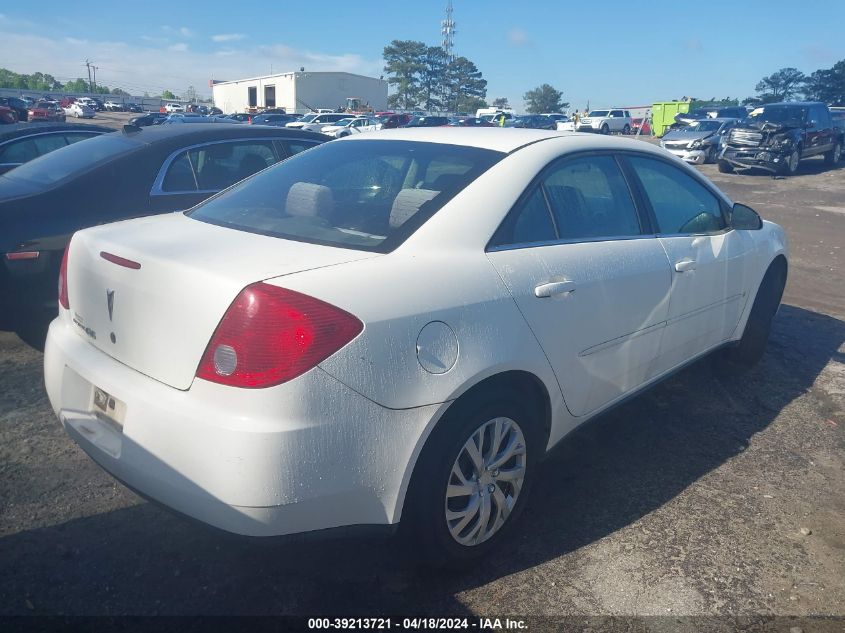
left=623, top=155, right=753, bottom=372
left=487, top=153, right=671, bottom=417
left=806, top=105, right=834, bottom=155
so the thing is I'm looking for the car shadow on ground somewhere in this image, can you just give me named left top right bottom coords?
left=1, top=304, right=843, bottom=616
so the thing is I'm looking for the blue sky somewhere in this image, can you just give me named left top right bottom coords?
left=1, top=0, right=843, bottom=110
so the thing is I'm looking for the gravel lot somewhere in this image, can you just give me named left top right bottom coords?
left=1, top=127, right=843, bottom=623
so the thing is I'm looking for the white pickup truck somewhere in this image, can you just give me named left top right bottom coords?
left=576, top=109, right=632, bottom=134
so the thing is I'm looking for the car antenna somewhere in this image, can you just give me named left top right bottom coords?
left=122, top=124, right=142, bottom=135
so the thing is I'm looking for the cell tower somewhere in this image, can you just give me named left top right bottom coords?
left=441, top=0, right=456, bottom=61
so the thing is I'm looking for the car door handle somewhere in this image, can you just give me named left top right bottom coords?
left=534, top=281, right=576, bottom=298
left=674, top=259, right=696, bottom=273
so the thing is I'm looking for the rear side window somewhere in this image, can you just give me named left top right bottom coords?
left=544, top=156, right=641, bottom=239
left=627, top=156, right=724, bottom=234
left=189, top=140, right=504, bottom=252
left=162, top=141, right=278, bottom=192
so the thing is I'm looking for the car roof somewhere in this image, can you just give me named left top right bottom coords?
left=339, top=128, right=656, bottom=154
left=0, top=122, right=114, bottom=143
left=115, top=122, right=327, bottom=146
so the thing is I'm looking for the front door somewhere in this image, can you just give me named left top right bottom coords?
left=624, top=155, right=752, bottom=372
left=487, top=154, right=672, bottom=417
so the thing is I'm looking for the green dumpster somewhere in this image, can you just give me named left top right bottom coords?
left=652, top=101, right=690, bottom=137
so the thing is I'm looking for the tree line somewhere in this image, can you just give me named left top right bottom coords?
left=746, top=60, right=845, bottom=105
left=0, top=67, right=170, bottom=98
left=383, top=40, right=487, bottom=113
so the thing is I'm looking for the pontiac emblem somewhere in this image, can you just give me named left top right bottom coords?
left=106, top=289, right=115, bottom=321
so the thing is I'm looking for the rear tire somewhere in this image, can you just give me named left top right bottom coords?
left=824, top=141, right=841, bottom=166
left=403, top=389, right=543, bottom=568
left=718, top=160, right=734, bottom=173
left=721, top=260, right=786, bottom=369
left=622, top=124, right=631, bottom=135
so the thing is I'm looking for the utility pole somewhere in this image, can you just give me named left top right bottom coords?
left=92, top=66, right=98, bottom=93
left=85, top=60, right=93, bottom=93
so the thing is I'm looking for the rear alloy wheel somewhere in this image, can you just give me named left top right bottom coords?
left=824, top=142, right=841, bottom=166
left=445, top=417, right=527, bottom=546
left=405, top=391, right=541, bottom=566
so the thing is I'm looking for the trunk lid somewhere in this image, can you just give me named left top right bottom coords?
left=66, top=212, right=377, bottom=390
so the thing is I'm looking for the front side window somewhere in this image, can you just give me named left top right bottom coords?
left=627, top=156, right=724, bottom=234
left=189, top=140, right=504, bottom=252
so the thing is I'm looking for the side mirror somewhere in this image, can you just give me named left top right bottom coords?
left=731, top=203, right=763, bottom=230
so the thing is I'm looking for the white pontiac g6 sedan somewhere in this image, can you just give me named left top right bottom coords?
left=44, top=129, right=787, bottom=565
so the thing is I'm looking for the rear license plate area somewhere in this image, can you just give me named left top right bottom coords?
left=91, top=386, right=126, bottom=429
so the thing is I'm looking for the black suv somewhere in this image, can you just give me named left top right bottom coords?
left=719, top=102, right=843, bottom=175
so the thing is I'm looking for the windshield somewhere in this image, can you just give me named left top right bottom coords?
left=4, top=134, right=134, bottom=186
left=333, top=119, right=354, bottom=126
left=687, top=120, right=722, bottom=132
left=748, top=105, right=807, bottom=126
left=188, top=140, right=505, bottom=253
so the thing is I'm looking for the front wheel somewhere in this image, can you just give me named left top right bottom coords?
left=721, top=261, right=786, bottom=369
left=718, top=160, right=734, bottom=173
left=600, top=124, right=609, bottom=135
left=824, top=142, right=841, bottom=166
left=404, top=391, right=542, bottom=567
left=706, top=145, right=719, bottom=164
left=780, top=148, right=800, bottom=175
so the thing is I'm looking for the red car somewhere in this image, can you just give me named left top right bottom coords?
left=377, top=113, right=412, bottom=129
left=0, top=106, right=17, bottom=124
left=28, top=101, right=66, bottom=122
left=631, top=118, right=651, bottom=135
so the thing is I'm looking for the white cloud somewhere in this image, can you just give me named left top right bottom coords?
left=179, top=27, right=194, bottom=38
left=212, top=33, right=245, bottom=42
left=507, top=28, right=530, bottom=47
left=0, top=29, right=383, bottom=98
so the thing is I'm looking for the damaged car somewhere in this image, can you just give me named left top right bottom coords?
left=719, top=102, right=843, bottom=175
left=661, top=117, right=738, bottom=165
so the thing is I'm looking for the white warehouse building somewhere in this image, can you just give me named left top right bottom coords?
left=211, top=71, right=388, bottom=114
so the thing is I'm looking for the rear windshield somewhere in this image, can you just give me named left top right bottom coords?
left=3, top=133, right=134, bottom=186
left=188, top=139, right=505, bottom=253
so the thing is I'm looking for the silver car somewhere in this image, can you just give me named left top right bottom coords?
left=660, top=118, right=739, bottom=165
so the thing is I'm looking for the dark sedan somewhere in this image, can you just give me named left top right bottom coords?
left=251, top=113, right=297, bottom=126
left=128, top=112, right=169, bottom=127
left=512, top=115, right=557, bottom=130
left=0, top=124, right=327, bottom=347
left=0, top=97, right=29, bottom=122
left=0, top=123, right=113, bottom=175
left=404, top=116, right=450, bottom=127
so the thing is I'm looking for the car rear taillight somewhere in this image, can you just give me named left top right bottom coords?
left=196, top=283, right=363, bottom=388
left=58, top=245, right=70, bottom=310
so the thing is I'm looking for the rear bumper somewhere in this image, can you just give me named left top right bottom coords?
left=44, top=318, right=439, bottom=537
